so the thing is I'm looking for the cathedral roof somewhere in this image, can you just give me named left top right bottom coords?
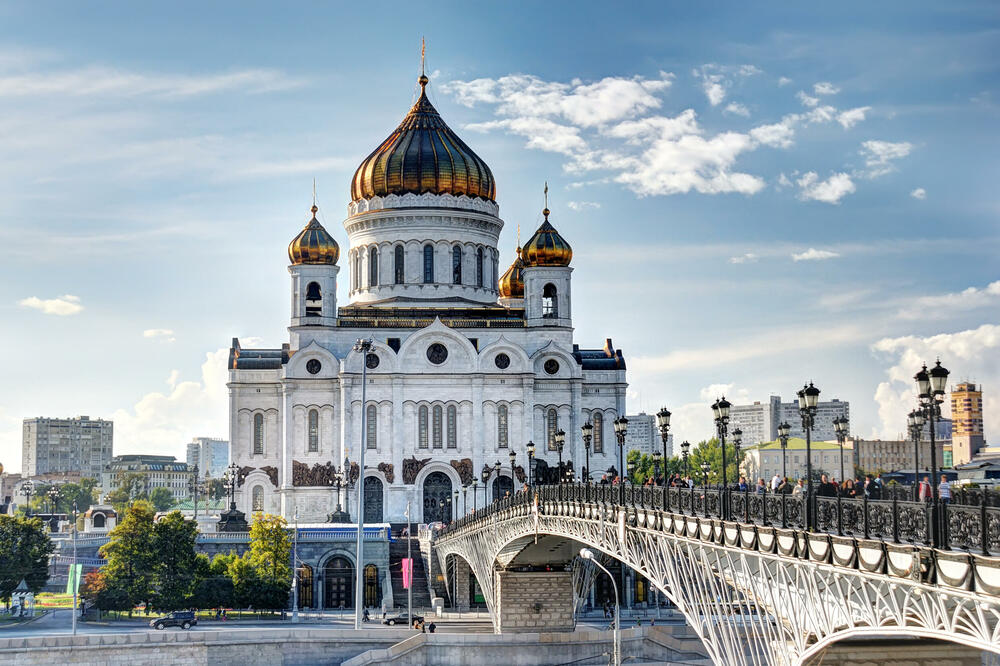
left=350, top=75, right=497, bottom=204
left=497, top=247, right=525, bottom=299
left=288, top=205, right=340, bottom=265
left=521, top=208, right=572, bottom=267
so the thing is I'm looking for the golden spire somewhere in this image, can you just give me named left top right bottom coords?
left=543, top=181, right=550, bottom=219
left=311, top=178, right=318, bottom=216
left=419, top=37, right=428, bottom=88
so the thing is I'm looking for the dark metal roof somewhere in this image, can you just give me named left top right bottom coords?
left=573, top=339, right=627, bottom=371
left=229, top=338, right=288, bottom=370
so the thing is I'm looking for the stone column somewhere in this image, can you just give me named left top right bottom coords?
left=496, top=570, right=575, bottom=633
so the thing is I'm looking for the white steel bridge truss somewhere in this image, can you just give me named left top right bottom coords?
left=433, top=496, right=1000, bottom=665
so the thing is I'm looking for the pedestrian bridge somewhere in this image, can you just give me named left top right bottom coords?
left=432, top=484, right=1000, bottom=666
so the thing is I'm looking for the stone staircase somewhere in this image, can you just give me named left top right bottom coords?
left=388, top=530, right=431, bottom=610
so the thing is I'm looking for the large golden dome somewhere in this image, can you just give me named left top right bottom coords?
left=498, top=247, right=525, bottom=299
left=351, top=75, right=497, bottom=203
left=288, top=205, right=340, bottom=265
left=522, top=208, right=572, bottom=267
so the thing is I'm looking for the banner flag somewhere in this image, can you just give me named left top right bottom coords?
left=65, top=563, right=83, bottom=594
left=402, top=558, right=413, bottom=589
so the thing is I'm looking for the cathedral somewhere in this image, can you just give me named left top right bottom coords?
left=228, top=72, right=628, bottom=526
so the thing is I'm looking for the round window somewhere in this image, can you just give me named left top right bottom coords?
left=426, top=343, right=448, bottom=365
left=306, top=359, right=322, bottom=375
left=365, top=353, right=380, bottom=369
left=544, top=359, right=560, bottom=375
left=494, top=353, right=511, bottom=369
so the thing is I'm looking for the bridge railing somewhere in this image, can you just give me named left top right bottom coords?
left=442, top=483, right=1000, bottom=556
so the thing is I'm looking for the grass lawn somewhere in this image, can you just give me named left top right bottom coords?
left=35, top=593, right=74, bottom=609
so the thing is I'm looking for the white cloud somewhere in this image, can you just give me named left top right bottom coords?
left=837, top=106, right=871, bottom=129
left=791, top=247, right=841, bottom=261
left=871, top=325, right=1000, bottom=440
left=776, top=173, right=793, bottom=188
left=896, top=281, right=1000, bottom=320
left=778, top=77, right=793, bottom=87
left=738, top=65, right=763, bottom=77
left=566, top=201, right=601, bottom=211
left=749, top=120, right=795, bottom=148
left=796, top=172, right=856, bottom=204
left=724, top=102, right=750, bottom=117
left=804, top=105, right=837, bottom=124
left=813, top=82, right=840, bottom=95
left=110, top=348, right=229, bottom=457
left=466, top=117, right=586, bottom=155
left=796, top=91, right=820, bottom=107
left=859, top=140, right=913, bottom=178
left=694, top=66, right=728, bottom=106
left=910, top=187, right=927, bottom=200
left=729, top=253, right=758, bottom=264
left=17, top=294, right=83, bottom=315
left=143, top=328, right=176, bottom=343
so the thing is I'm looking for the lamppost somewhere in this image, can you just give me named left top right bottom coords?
left=527, top=441, right=536, bottom=487
left=47, top=486, right=60, bottom=516
left=480, top=466, right=490, bottom=505
left=797, top=382, right=821, bottom=531
left=581, top=548, right=620, bottom=666
left=908, top=409, right=925, bottom=501
left=453, top=490, right=459, bottom=517
left=462, top=483, right=469, bottom=517
left=613, top=417, right=629, bottom=504
left=22, top=479, right=34, bottom=516
left=493, top=460, right=503, bottom=498
left=681, top=440, right=691, bottom=479
left=833, top=416, right=849, bottom=484
left=353, top=336, right=374, bottom=630
left=732, top=428, right=743, bottom=483
left=580, top=422, right=593, bottom=484
left=188, top=464, right=200, bottom=521
left=471, top=480, right=479, bottom=512
left=327, top=460, right=352, bottom=522
left=711, top=397, right=731, bottom=519
left=555, top=430, right=566, bottom=483
left=656, top=406, right=671, bottom=487
left=777, top=422, right=791, bottom=482
left=225, top=462, right=240, bottom=512
left=700, top=461, right=710, bottom=488
left=71, top=500, right=78, bottom=635
left=509, top=449, right=517, bottom=492
left=652, top=451, right=662, bottom=485
left=915, top=360, right=949, bottom=547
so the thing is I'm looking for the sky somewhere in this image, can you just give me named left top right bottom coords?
left=0, top=1, right=998, bottom=472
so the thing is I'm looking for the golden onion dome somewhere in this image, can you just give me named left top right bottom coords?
left=288, top=205, right=340, bottom=265
left=351, top=75, right=497, bottom=203
left=498, top=247, right=525, bottom=299
left=521, top=208, right=572, bottom=267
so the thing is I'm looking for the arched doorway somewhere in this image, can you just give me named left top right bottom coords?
left=423, top=471, right=453, bottom=523
left=364, top=564, right=381, bottom=608
left=492, top=475, right=513, bottom=502
left=92, top=513, right=105, bottom=528
left=324, top=557, right=354, bottom=609
left=297, top=563, right=314, bottom=609
left=364, top=476, right=384, bottom=523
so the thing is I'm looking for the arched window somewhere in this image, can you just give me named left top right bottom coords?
left=253, top=413, right=264, bottom=455
left=252, top=486, right=263, bottom=512
left=368, top=246, right=379, bottom=287
left=353, top=253, right=361, bottom=290
left=447, top=405, right=457, bottom=449
left=92, top=513, right=105, bottom=528
left=592, top=412, right=604, bottom=454
left=308, top=409, right=319, bottom=453
left=423, top=245, right=434, bottom=283
left=394, top=245, right=404, bottom=284
left=542, top=283, right=558, bottom=318
left=452, top=246, right=463, bottom=284
left=305, top=282, right=322, bottom=317
left=497, top=405, right=508, bottom=448
left=418, top=406, right=429, bottom=449
left=366, top=404, right=377, bottom=449
left=476, top=247, right=484, bottom=287
left=547, top=408, right=558, bottom=450
left=432, top=405, right=443, bottom=449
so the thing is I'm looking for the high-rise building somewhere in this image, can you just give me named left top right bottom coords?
left=185, top=437, right=229, bottom=478
left=21, top=416, right=113, bottom=478
left=951, top=382, right=984, bottom=466
left=624, top=413, right=672, bottom=458
left=730, top=396, right=850, bottom=446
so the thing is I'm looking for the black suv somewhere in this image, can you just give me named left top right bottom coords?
left=150, top=610, right=197, bottom=630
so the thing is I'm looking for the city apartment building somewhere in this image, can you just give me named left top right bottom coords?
left=951, top=382, right=984, bottom=466
left=741, top=438, right=853, bottom=483
left=852, top=438, right=947, bottom=475
left=103, top=454, right=191, bottom=502
left=185, top=437, right=229, bottom=478
left=21, top=416, right=113, bottom=478
left=624, top=413, right=672, bottom=458
left=729, top=397, right=850, bottom=446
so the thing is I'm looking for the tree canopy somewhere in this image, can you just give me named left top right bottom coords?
left=0, top=515, right=53, bottom=602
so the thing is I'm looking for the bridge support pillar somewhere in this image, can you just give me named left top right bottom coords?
left=453, top=557, right=471, bottom=611
left=497, top=570, right=575, bottom=633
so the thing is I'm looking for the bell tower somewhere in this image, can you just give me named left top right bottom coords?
left=287, top=204, right=340, bottom=349
left=522, top=203, right=573, bottom=328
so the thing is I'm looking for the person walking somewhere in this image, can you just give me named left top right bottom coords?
left=919, top=476, right=932, bottom=501
left=939, top=475, right=952, bottom=504
left=770, top=474, right=781, bottom=493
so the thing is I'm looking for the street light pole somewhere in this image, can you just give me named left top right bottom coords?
left=681, top=440, right=690, bottom=480
left=353, top=337, right=374, bottom=629
left=22, top=480, right=33, bottom=517
left=797, top=383, right=820, bottom=531
left=777, top=422, right=790, bottom=482
left=581, top=548, right=620, bottom=666
left=656, top=407, right=671, bottom=508
left=555, top=430, right=566, bottom=484
left=292, top=508, right=299, bottom=622
left=732, top=428, right=743, bottom=484
left=915, top=360, right=949, bottom=547
left=580, top=423, right=593, bottom=484
left=908, top=409, right=925, bottom=501
left=509, top=449, right=517, bottom=492
left=527, top=441, right=536, bottom=487
left=711, top=397, right=731, bottom=519
left=71, top=500, right=78, bottom=636
left=613, top=417, right=629, bottom=504
left=834, top=416, right=849, bottom=485
left=700, top=461, right=710, bottom=488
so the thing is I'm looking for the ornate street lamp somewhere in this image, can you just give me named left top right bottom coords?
left=462, top=483, right=470, bottom=517
left=527, top=441, right=536, bottom=487
left=613, top=417, right=629, bottom=505
left=833, top=416, right=849, bottom=484
left=656, top=406, right=671, bottom=511
left=493, top=460, right=503, bottom=499
left=225, top=461, right=240, bottom=512
left=471, top=480, right=479, bottom=512
left=699, top=461, right=710, bottom=488
left=22, top=479, right=34, bottom=517
left=915, top=359, right=949, bottom=546
left=480, top=466, right=491, bottom=506
left=626, top=459, right=636, bottom=485
left=908, top=409, right=926, bottom=501
left=555, top=430, right=566, bottom=483
left=652, top=450, right=662, bottom=485
left=777, top=422, right=791, bottom=482
left=580, top=422, right=593, bottom=484
left=732, top=428, right=743, bottom=482
left=47, top=486, right=60, bottom=516
left=797, top=382, right=821, bottom=530
left=711, top=397, right=731, bottom=519
left=352, top=336, right=374, bottom=630
left=681, top=440, right=691, bottom=479
left=509, top=449, right=517, bottom=491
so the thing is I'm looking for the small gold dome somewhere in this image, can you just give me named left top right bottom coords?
left=498, top=247, right=525, bottom=299
left=288, top=205, right=340, bottom=265
left=521, top=208, right=572, bottom=267
left=351, top=75, right=496, bottom=203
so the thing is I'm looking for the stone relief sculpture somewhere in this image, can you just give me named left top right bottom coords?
left=377, top=462, right=395, bottom=484
left=450, top=458, right=474, bottom=486
left=403, top=456, right=431, bottom=484
left=260, top=466, right=278, bottom=487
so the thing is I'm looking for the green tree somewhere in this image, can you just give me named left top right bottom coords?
left=206, top=478, right=227, bottom=501
left=228, top=553, right=261, bottom=609
left=98, top=501, right=156, bottom=614
left=687, top=438, right=742, bottom=487
left=149, top=487, right=177, bottom=512
left=150, top=511, right=198, bottom=611
left=247, top=514, right=292, bottom=587
left=0, top=515, right=53, bottom=602
left=105, top=473, right=148, bottom=512
left=190, top=553, right=234, bottom=610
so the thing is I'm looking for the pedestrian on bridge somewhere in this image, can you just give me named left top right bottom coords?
left=919, top=476, right=932, bottom=501
left=939, top=475, right=952, bottom=504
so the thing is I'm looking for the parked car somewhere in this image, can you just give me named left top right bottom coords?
left=383, top=612, right=423, bottom=626
left=150, top=610, right=197, bottom=630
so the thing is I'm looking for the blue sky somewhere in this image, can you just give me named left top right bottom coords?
left=1, top=1, right=998, bottom=471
